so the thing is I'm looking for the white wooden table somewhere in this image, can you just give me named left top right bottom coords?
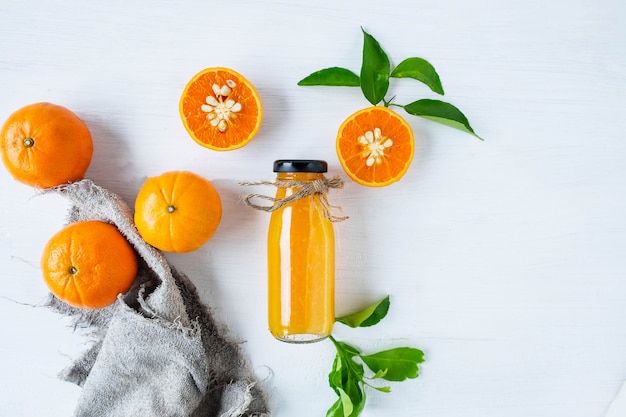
left=1, top=1, right=625, bottom=416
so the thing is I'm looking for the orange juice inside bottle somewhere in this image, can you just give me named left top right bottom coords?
left=268, top=160, right=335, bottom=343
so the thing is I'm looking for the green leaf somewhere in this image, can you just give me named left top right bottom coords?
left=360, top=28, right=390, bottom=105
left=370, top=369, right=388, bottom=379
left=365, top=369, right=392, bottom=393
left=336, top=295, right=390, bottom=328
left=327, top=338, right=366, bottom=417
left=360, top=347, right=425, bottom=382
left=390, top=57, right=444, bottom=95
left=334, top=340, right=362, bottom=358
left=298, top=67, right=360, bottom=87
left=326, top=398, right=344, bottom=417
left=327, top=388, right=365, bottom=417
left=364, top=370, right=392, bottom=393
left=345, top=383, right=366, bottom=417
left=403, top=99, right=483, bottom=140
left=338, top=388, right=354, bottom=416
left=328, top=356, right=345, bottom=393
left=328, top=341, right=364, bottom=394
left=329, top=370, right=365, bottom=417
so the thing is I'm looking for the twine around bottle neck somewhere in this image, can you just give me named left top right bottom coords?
left=239, top=175, right=348, bottom=222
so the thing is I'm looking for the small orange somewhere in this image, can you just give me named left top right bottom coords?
left=1, top=102, right=93, bottom=188
left=134, top=170, right=222, bottom=253
left=41, top=220, right=138, bottom=309
left=179, top=67, right=263, bottom=151
left=336, top=106, right=415, bottom=187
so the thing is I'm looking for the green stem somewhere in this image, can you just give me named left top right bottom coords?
left=382, top=95, right=397, bottom=107
left=329, top=336, right=364, bottom=381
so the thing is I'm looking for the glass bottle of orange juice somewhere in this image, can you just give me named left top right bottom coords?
left=267, top=160, right=335, bottom=343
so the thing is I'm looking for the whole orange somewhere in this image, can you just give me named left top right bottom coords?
left=41, top=220, right=138, bottom=309
left=134, top=170, right=222, bottom=253
left=1, top=102, right=93, bottom=188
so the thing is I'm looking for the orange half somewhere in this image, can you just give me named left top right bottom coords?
left=336, top=106, right=415, bottom=187
left=180, top=67, right=262, bottom=151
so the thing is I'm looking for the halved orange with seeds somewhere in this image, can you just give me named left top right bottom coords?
left=179, top=67, right=262, bottom=151
left=336, top=106, right=415, bottom=187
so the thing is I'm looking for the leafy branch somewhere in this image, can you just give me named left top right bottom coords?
left=326, top=296, right=425, bottom=417
left=298, top=27, right=483, bottom=140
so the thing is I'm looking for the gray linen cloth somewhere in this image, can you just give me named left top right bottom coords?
left=42, top=179, right=269, bottom=417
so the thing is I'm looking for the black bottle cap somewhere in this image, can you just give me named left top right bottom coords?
left=273, top=160, right=328, bottom=173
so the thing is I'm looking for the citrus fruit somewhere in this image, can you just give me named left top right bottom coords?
left=1, top=102, right=93, bottom=188
left=336, top=106, right=415, bottom=187
left=134, top=170, right=222, bottom=253
left=41, top=220, right=138, bottom=309
left=179, top=67, right=263, bottom=151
